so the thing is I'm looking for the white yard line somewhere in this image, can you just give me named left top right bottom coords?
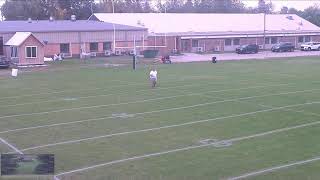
left=0, top=79, right=253, bottom=108
left=0, top=76, right=197, bottom=101
left=55, top=118, right=320, bottom=177
left=19, top=101, right=320, bottom=152
left=0, top=83, right=292, bottom=119
left=0, top=72, right=242, bottom=102
left=228, top=156, right=320, bottom=180
left=1, top=88, right=319, bottom=134
left=0, top=137, right=23, bottom=154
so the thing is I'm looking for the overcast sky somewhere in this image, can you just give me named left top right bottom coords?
left=243, top=0, right=319, bottom=11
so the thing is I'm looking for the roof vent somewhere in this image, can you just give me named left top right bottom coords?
left=286, top=15, right=294, bottom=20
left=27, top=18, right=32, bottom=23
left=71, top=15, right=76, bottom=21
left=298, top=21, right=303, bottom=26
left=49, top=16, right=54, bottom=22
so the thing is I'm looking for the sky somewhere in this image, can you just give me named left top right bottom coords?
left=242, top=0, right=319, bottom=11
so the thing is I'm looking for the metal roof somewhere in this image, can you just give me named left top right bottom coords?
left=92, top=13, right=320, bottom=35
left=0, top=20, right=146, bottom=33
left=5, top=32, right=44, bottom=46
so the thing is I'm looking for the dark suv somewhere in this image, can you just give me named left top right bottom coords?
left=271, top=43, right=295, bottom=52
left=236, top=44, right=259, bottom=54
left=0, top=57, right=10, bottom=69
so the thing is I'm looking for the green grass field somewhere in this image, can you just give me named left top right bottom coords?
left=0, top=57, right=320, bottom=180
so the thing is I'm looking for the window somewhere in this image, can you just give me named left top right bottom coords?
left=192, top=40, right=199, bottom=47
left=271, top=37, right=278, bottom=44
left=305, top=36, right=311, bottom=42
left=265, top=37, right=270, bottom=44
left=10, top=46, right=18, bottom=57
left=225, top=39, right=232, bottom=46
left=25, top=46, right=37, bottom=58
left=103, top=42, right=112, bottom=50
left=60, top=43, right=70, bottom=53
left=233, top=39, right=240, bottom=46
left=298, top=36, right=304, bottom=43
left=90, top=42, right=98, bottom=52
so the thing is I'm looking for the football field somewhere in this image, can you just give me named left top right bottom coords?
left=0, top=57, right=320, bottom=180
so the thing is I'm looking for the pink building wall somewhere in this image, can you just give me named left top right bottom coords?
left=18, top=35, right=44, bottom=65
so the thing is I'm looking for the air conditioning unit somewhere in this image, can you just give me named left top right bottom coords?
left=104, top=50, right=111, bottom=56
left=197, top=47, right=204, bottom=53
left=115, top=50, right=122, bottom=56
left=172, top=49, right=178, bottom=54
left=259, top=45, right=264, bottom=49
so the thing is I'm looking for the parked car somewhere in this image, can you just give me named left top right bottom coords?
left=236, top=44, right=259, bottom=54
left=300, top=42, right=320, bottom=51
left=0, top=57, right=10, bottom=69
left=271, top=43, right=295, bottom=52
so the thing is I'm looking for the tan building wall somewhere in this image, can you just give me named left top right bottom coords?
left=18, top=35, right=44, bottom=65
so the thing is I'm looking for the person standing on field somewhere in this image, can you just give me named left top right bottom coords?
left=149, top=68, right=158, bottom=88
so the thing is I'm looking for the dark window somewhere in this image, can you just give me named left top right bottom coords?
left=225, top=39, right=232, bottom=46
left=0, top=37, right=3, bottom=55
left=90, top=42, right=98, bottom=52
left=26, top=46, right=37, bottom=58
left=271, top=37, right=278, bottom=44
left=60, top=43, right=70, bottom=53
left=233, top=39, right=240, bottom=45
left=103, top=42, right=112, bottom=50
left=298, top=36, right=304, bottom=43
left=265, top=37, right=270, bottom=44
left=305, top=36, right=311, bottom=42
left=10, top=47, right=18, bottom=57
left=192, top=40, right=198, bottom=47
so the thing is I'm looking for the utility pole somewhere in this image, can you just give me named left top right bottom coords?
left=263, top=12, right=266, bottom=50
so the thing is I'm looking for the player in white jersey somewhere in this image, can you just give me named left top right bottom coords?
left=149, top=68, right=158, bottom=88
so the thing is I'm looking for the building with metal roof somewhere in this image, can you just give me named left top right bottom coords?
left=91, top=13, right=320, bottom=54
left=0, top=17, right=147, bottom=63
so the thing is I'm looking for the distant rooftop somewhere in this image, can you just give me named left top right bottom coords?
left=0, top=20, right=146, bottom=33
left=92, top=13, right=320, bottom=35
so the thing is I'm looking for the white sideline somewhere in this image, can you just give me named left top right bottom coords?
left=0, top=83, right=292, bottom=119
left=55, top=118, right=320, bottom=177
left=0, top=137, right=61, bottom=180
left=19, top=101, right=320, bottom=151
left=0, top=78, right=253, bottom=108
left=1, top=88, right=319, bottom=135
left=0, top=137, right=23, bottom=154
left=228, top=156, right=320, bottom=180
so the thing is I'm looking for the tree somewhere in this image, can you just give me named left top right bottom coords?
left=257, top=0, right=272, bottom=13
left=280, top=6, right=288, bottom=14
left=1, top=0, right=94, bottom=20
left=300, top=5, right=320, bottom=26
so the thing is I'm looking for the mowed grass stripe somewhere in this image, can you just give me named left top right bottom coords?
left=229, top=156, right=320, bottom=180
left=1, top=87, right=318, bottom=136
left=54, top=117, right=320, bottom=178
left=62, top=121, right=320, bottom=180
left=0, top=77, right=255, bottom=108
left=20, top=103, right=318, bottom=172
left=17, top=101, right=320, bottom=151
left=244, top=159, right=320, bottom=180
left=0, top=82, right=291, bottom=118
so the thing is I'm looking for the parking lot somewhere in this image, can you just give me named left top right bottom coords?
left=171, top=50, right=320, bottom=63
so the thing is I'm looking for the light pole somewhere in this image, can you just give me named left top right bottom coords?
left=111, top=0, right=116, bottom=53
